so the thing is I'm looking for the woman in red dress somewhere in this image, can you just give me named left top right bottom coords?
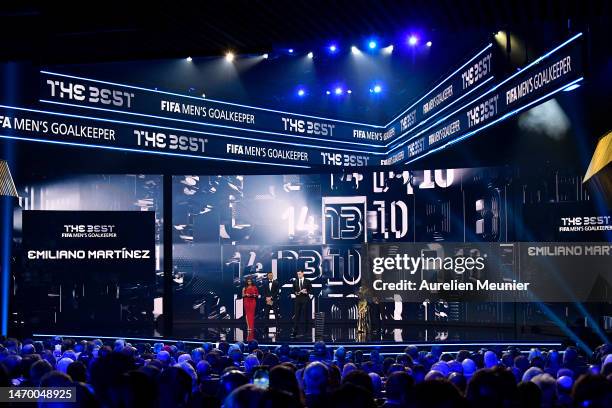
left=242, top=277, right=259, bottom=333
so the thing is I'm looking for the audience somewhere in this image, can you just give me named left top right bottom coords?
left=0, top=336, right=611, bottom=407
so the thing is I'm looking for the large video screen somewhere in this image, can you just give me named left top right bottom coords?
left=171, top=166, right=611, bottom=334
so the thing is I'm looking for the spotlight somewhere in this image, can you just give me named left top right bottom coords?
left=351, top=45, right=360, bottom=54
left=326, top=90, right=331, bottom=95
left=263, top=53, right=269, bottom=59
left=297, top=89, right=306, bottom=97
left=426, top=41, right=432, bottom=47
left=225, top=52, right=235, bottom=62
left=373, top=85, right=382, bottom=93
left=383, top=45, right=394, bottom=54
left=408, top=35, right=418, bottom=46
left=329, top=44, right=337, bottom=53
left=334, top=87, right=343, bottom=95
left=186, top=56, right=193, bottom=62
left=307, top=51, right=314, bottom=59
left=368, top=40, right=377, bottom=49
left=288, top=48, right=294, bottom=54
left=347, top=89, right=352, bottom=94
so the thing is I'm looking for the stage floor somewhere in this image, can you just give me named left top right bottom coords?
left=170, top=322, right=564, bottom=345
left=32, top=323, right=565, bottom=353
left=30, top=322, right=571, bottom=349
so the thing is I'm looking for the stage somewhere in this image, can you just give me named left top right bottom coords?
left=31, top=321, right=573, bottom=353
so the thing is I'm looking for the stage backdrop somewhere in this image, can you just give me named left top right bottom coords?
left=171, top=166, right=611, bottom=329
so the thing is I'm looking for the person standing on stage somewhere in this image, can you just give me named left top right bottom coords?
left=261, top=271, right=280, bottom=321
left=292, top=270, right=312, bottom=336
left=242, top=277, right=259, bottom=333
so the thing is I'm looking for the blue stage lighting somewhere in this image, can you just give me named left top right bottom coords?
left=186, top=56, right=193, bottom=62
left=334, top=87, right=343, bottom=95
left=347, top=89, right=352, bottom=94
left=326, top=90, right=331, bottom=95
left=563, top=83, right=581, bottom=92
left=408, top=35, right=418, bottom=46
left=373, top=85, right=382, bottom=93
left=288, top=48, right=294, bottom=54
left=329, top=44, right=337, bottom=53
left=307, top=51, right=314, bottom=59
left=263, top=53, right=269, bottom=59
left=297, top=89, right=305, bottom=97
left=368, top=40, right=377, bottom=49
left=426, top=41, right=432, bottom=47
left=351, top=45, right=360, bottom=54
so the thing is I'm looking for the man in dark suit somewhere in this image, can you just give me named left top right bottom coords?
left=261, top=271, right=280, bottom=321
left=291, top=270, right=312, bottom=336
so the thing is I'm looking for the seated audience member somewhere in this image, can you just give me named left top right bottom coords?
left=243, top=354, right=260, bottom=377
left=522, top=366, right=544, bottom=383
left=411, top=364, right=427, bottom=384
left=66, top=361, right=87, bottom=383
left=223, top=383, right=265, bottom=408
left=158, top=366, right=192, bottom=408
left=218, top=370, right=249, bottom=403
left=517, top=380, right=542, bottom=408
left=556, top=375, right=573, bottom=407
left=484, top=350, right=498, bottom=368
left=341, top=362, right=357, bottom=379
left=449, top=371, right=467, bottom=394
left=327, top=363, right=341, bottom=391
left=303, top=361, right=329, bottom=408
left=40, top=370, right=73, bottom=388
left=383, top=371, right=414, bottom=408
left=424, top=370, right=445, bottom=382
left=29, top=359, right=53, bottom=387
left=259, top=388, right=303, bottom=408
left=342, top=369, right=373, bottom=394
left=530, top=373, right=557, bottom=408
left=328, top=383, right=377, bottom=408
left=368, top=372, right=382, bottom=398
left=466, top=367, right=518, bottom=408
left=269, top=364, right=302, bottom=402
left=412, top=378, right=465, bottom=408
left=571, top=374, right=612, bottom=408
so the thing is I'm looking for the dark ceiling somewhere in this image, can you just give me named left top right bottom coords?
left=0, top=1, right=607, bottom=64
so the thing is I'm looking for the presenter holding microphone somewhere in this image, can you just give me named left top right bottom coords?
left=292, top=270, right=312, bottom=336
left=242, top=277, right=258, bottom=333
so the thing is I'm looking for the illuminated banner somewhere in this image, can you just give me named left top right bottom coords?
left=0, top=105, right=376, bottom=168
left=384, top=43, right=497, bottom=146
left=391, top=33, right=584, bottom=163
left=38, top=71, right=389, bottom=146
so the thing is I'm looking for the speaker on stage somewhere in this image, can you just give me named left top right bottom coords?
left=0, top=160, right=18, bottom=336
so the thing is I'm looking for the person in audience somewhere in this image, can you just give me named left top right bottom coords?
left=329, top=382, right=377, bottom=408
left=517, top=380, right=543, bottom=408
left=383, top=371, right=414, bottom=408
left=303, top=361, right=328, bottom=408
left=531, top=373, right=557, bottom=408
